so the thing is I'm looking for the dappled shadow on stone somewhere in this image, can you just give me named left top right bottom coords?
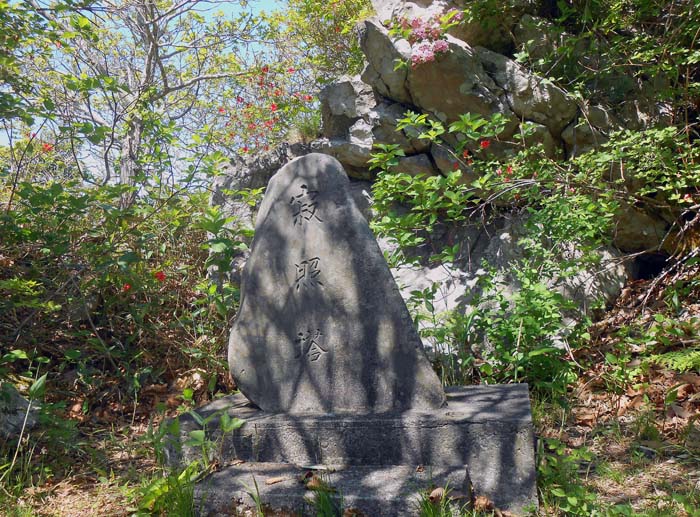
left=171, top=155, right=536, bottom=515
left=175, top=385, right=536, bottom=513
left=228, top=153, right=444, bottom=414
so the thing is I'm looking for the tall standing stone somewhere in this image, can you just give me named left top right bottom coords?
left=228, top=153, right=446, bottom=413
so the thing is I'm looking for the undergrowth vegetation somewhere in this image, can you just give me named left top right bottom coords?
left=1, top=0, right=699, bottom=515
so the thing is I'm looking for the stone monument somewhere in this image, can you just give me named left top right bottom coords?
left=228, top=153, right=446, bottom=413
left=170, top=154, right=537, bottom=515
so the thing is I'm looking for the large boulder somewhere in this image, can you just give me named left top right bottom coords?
left=316, top=76, right=431, bottom=176
left=358, top=18, right=577, bottom=153
left=371, top=0, right=538, bottom=53
left=474, top=47, right=576, bottom=137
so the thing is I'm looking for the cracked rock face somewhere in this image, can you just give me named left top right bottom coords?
left=314, top=14, right=579, bottom=176
left=474, top=47, right=576, bottom=137
left=370, top=0, right=536, bottom=53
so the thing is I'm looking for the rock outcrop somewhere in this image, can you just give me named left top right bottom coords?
left=317, top=17, right=577, bottom=179
left=213, top=0, right=683, bottom=355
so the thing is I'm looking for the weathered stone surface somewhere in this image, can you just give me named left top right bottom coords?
left=475, top=47, right=577, bottom=137
left=172, top=385, right=537, bottom=514
left=524, top=121, right=559, bottom=158
left=360, top=19, right=413, bottom=104
left=371, top=0, right=533, bottom=53
left=318, top=76, right=378, bottom=139
left=396, top=153, right=439, bottom=176
left=407, top=35, right=518, bottom=132
left=228, top=153, right=446, bottom=413
left=196, top=463, right=469, bottom=517
left=613, top=203, right=670, bottom=253
left=371, top=101, right=431, bottom=154
left=316, top=77, right=430, bottom=175
left=430, top=142, right=480, bottom=184
left=316, top=118, right=374, bottom=169
left=562, top=119, right=609, bottom=157
left=0, top=383, right=39, bottom=439
left=586, top=105, right=618, bottom=131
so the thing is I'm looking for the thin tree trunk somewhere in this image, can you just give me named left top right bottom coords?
left=119, top=115, right=142, bottom=209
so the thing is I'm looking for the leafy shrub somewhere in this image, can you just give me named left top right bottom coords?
left=369, top=112, right=621, bottom=398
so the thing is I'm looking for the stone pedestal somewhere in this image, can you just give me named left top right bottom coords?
left=169, top=385, right=537, bottom=515
left=181, top=153, right=538, bottom=515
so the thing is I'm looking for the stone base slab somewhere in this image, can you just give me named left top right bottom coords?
left=170, top=384, right=537, bottom=514
left=196, top=463, right=470, bottom=516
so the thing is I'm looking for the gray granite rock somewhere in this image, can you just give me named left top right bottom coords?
left=228, top=153, right=446, bottom=413
left=396, top=153, right=439, bottom=176
left=173, top=385, right=537, bottom=515
left=475, top=46, right=577, bottom=137
left=0, top=383, right=39, bottom=439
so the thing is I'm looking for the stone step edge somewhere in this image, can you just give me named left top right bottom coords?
left=195, top=462, right=473, bottom=517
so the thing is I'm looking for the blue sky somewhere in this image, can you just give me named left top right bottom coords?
left=215, top=0, right=282, bottom=17
left=0, top=0, right=286, bottom=147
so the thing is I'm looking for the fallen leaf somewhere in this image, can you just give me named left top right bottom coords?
left=574, top=408, right=598, bottom=426
left=474, top=495, right=494, bottom=511
left=265, top=476, right=287, bottom=485
left=448, top=490, right=469, bottom=501
left=677, top=383, right=695, bottom=400
left=668, top=403, right=692, bottom=419
left=680, top=373, right=700, bottom=386
left=304, top=474, right=334, bottom=492
left=429, top=487, right=444, bottom=503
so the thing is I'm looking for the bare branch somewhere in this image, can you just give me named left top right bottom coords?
left=160, top=71, right=249, bottom=97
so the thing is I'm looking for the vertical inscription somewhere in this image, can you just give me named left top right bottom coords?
left=290, top=184, right=322, bottom=226
left=294, top=328, right=327, bottom=362
left=295, top=256, right=323, bottom=290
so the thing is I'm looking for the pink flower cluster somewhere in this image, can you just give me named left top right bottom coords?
left=392, top=9, right=463, bottom=68
left=410, top=37, right=450, bottom=67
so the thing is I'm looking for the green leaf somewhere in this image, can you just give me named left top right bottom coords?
left=2, top=349, right=29, bottom=363
left=220, top=414, right=245, bottom=433
left=188, top=410, right=205, bottom=426
left=29, top=373, right=47, bottom=400
left=207, top=240, right=230, bottom=253
left=527, top=347, right=559, bottom=357
left=117, top=251, right=139, bottom=268
left=550, top=487, right=567, bottom=498
left=64, top=349, right=81, bottom=361
left=185, top=429, right=206, bottom=447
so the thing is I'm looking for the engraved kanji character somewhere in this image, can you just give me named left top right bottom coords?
left=290, top=184, right=322, bottom=226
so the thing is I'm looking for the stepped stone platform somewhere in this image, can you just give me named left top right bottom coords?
left=196, top=463, right=468, bottom=516
left=169, top=384, right=537, bottom=515
left=175, top=154, right=538, bottom=515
